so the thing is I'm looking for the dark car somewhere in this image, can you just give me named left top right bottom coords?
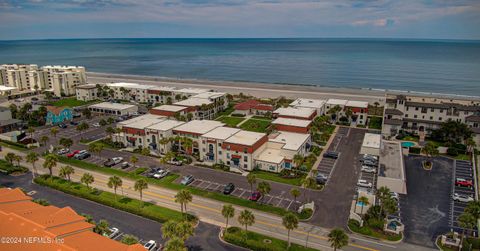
left=315, top=173, right=328, bottom=185
left=223, top=183, right=235, bottom=195
left=323, top=151, right=338, bottom=159
left=58, top=123, right=67, bottom=129
left=70, top=121, right=78, bottom=126
left=249, top=191, right=262, bottom=201
left=103, top=159, right=115, bottom=167
left=74, top=152, right=90, bottom=160
left=31, top=97, right=39, bottom=101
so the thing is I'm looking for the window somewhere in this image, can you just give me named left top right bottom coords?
left=244, top=164, right=248, bottom=169
left=218, top=143, right=221, bottom=147
left=415, top=107, right=419, bottom=111
left=439, top=117, right=442, bottom=121
left=414, top=115, right=417, bottom=118
left=430, top=116, right=433, bottom=120
left=244, top=156, right=248, bottom=161
left=226, top=153, right=230, bottom=158
left=431, top=108, right=434, bottom=112
left=406, top=107, right=409, bottom=111
left=243, top=148, right=247, bottom=153
left=360, top=115, right=363, bottom=119
left=269, top=165, right=275, bottom=171
left=218, top=151, right=222, bottom=155
left=474, top=123, right=478, bottom=128
left=440, top=109, right=444, bottom=113
left=405, top=114, right=409, bottom=118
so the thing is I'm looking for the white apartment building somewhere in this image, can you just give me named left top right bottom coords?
left=42, top=65, right=86, bottom=96
left=273, top=107, right=317, bottom=120
left=200, top=127, right=241, bottom=163
left=173, top=120, right=225, bottom=154
left=106, top=82, right=153, bottom=103
left=325, top=99, right=369, bottom=125
left=117, top=114, right=167, bottom=148
left=145, top=119, right=186, bottom=154
left=0, top=64, right=45, bottom=91
left=88, top=102, right=138, bottom=116
left=290, top=98, right=326, bottom=116
left=76, top=84, right=98, bottom=101
left=382, top=94, right=480, bottom=146
left=221, top=130, right=268, bottom=171
left=173, top=92, right=228, bottom=120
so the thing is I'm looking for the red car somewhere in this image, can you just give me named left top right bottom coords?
left=456, top=178, right=473, bottom=188
left=67, top=150, right=80, bottom=158
left=249, top=191, right=262, bottom=202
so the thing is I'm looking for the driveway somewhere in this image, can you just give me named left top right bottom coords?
left=401, top=155, right=453, bottom=248
left=0, top=173, right=242, bottom=251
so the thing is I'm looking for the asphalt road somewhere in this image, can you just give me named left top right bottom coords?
left=0, top=172, right=242, bottom=251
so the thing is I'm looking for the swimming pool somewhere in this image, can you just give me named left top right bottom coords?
left=357, top=201, right=366, bottom=207
left=401, top=141, right=415, bottom=148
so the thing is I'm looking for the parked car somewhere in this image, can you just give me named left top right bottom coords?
left=249, top=191, right=262, bottom=201
left=112, top=157, right=123, bottom=164
left=362, top=159, right=377, bottom=167
left=455, top=178, right=473, bottom=188
left=70, top=121, right=78, bottom=126
left=357, top=179, right=373, bottom=188
left=180, top=175, right=194, bottom=185
left=167, top=158, right=183, bottom=166
left=31, top=97, right=39, bottom=101
left=316, top=173, right=328, bottom=185
left=103, top=159, right=116, bottom=167
left=92, top=123, right=100, bottom=127
left=67, top=150, right=80, bottom=158
left=153, top=169, right=170, bottom=179
left=144, top=240, right=157, bottom=251
left=57, top=148, right=69, bottom=155
left=361, top=166, right=377, bottom=173
left=453, top=193, right=475, bottom=203
left=323, top=151, right=339, bottom=159
left=58, top=123, right=67, bottom=129
left=120, top=162, right=129, bottom=169
left=105, top=227, right=119, bottom=239
left=223, top=183, right=235, bottom=195
left=390, top=192, right=399, bottom=201
left=363, top=154, right=378, bottom=161
left=146, top=167, right=161, bottom=177
left=74, top=150, right=90, bottom=160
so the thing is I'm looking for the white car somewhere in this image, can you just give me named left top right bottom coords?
left=93, top=123, right=101, bottom=127
left=57, top=148, right=70, bottom=155
left=112, top=157, right=124, bottom=164
left=144, top=240, right=157, bottom=251
left=363, top=154, right=378, bottom=161
left=153, top=169, right=170, bottom=179
left=107, top=227, right=119, bottom=238
left=357, top=179, right=373, bottom=188
left=361, top=166, right=377, bottom=173
left=453, top=193, right=474, bottom=203
left=390, top=192, right=399, bottom=201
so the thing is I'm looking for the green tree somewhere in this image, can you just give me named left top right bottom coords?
left=302, top=177, right=317, bottom=203
left=40, top=135, right=49, bottom=147
left=105, top=126, right=115, bottom=139
left=59, top=137, right=73, bottom=149
left=290, top=188, right=301, bottom=209
left=43, top=154, right=58, bottom=176
left=293, top=154, right=304, bottom=168
left=99, top=119, right=107, bottom=127
left=13, top=155, right=22, bottom=167
left=328, top=105, right=342, bottom=121
left=59, top=165, right=74, bottom=181
left=141, top=147, right=150, bottom=156
left=5, top=152, right=16, bottom=165
left=422, top=142, right=439, bottom=167
left=175, top=189, right=193, bottom=215
left=82, top=108, right=92, bottom=119
left=76, top=122, right=89, bottom=140
left=163, top=237, right=186, bottom=251
left=282, top=212, right=299, bottom=247
left=50, top=127, right=59, bottom=139
left=130, top=155, right=138, bottom=168
left=121, top=234, right=139, bottom=245
left=375, top=186, right=392, bottom=215
left=88, top=142, right=104, bottom=158
left=222, top=204, right=235, bottom=230
left=27, top=126, right=35, bottom=140
left=328, top=228, right=349, bottom=251
left=238, top=209, right=255, bottom=233
left=434, top=120, right=473, bottom=144
left=458, top=212, right=476, bottom=247
left=465, top=201, right=480, bottom=221
left=107, top=117, right=115, bottom=124
left=257, top=181, right=271, bottom=203
left=246, top=173, right=256, bottom=194
left=94, top=219, right=110, bottom=235
left=26, top=152, right=39, bottom=179
left=107, top=176, right=123, bottom=201
left=81, top=173, right=94, bottom=189
left=358, top=196, right=370, bottom=215
left=134, top=178, right=148, bottom=202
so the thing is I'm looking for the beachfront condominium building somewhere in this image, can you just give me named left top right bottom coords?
left=173, top=120, right=225, bottom=153
left=76, top=83, right=98, bottom=101
left=272, top=117, right=312, bottom=134
left=88, top=102, right=138, bottom=116
left=273, top=107, right=317, bottom=121
left=221, top=130, right=268, bottom=171
left=117, top=114, right=167, bottom=148
left=42, top=65, right=87, bottom=96
left=0, top=64, right=46, bottom=91
left=382, top=94, right=480, bottom=146
left=290, top=98, right=326, bottom=116
left=200, top=127, right=242, bottom=163
left=325, top=99, right=369, bottom=125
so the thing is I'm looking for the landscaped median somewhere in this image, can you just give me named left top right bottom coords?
left=34, top=175, right=189, bottom=223
left=222, top=227, right=317, bottom=251
left=54, top=154, right=310, bottom=219
left=348, top=219, right=402, bottom=242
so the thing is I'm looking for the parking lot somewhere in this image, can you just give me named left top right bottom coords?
left=34, top=116, right=112, bottom=143
left=450, top=160, right=476, bottom=232
left=315, top=127, right=349, bottom=186
left=184, top=178, right=303, bottom=211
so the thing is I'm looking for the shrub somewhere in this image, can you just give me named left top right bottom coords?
left=231, top=113, right=246, bottom=117
left=298, top=208, right=313, bottom=220
left=447, top=147, right=459, bottom=156
left=311, top=146, right=322, bottom=156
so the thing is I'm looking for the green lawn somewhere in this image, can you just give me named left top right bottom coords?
left=0, top=140, right=28, bottom=152
left=0, top=159, right=28, bottom=174
left=223, top=227, right=318, bottom=251
left=216, top=104, right=235, bottom=117
left=51, top=97, right=97, bottom=108
left=239, top=119, right=271, bottom=133
left=34, top=175, right=186, bottom=223
left=251, top=115, right=272, bottom=121
left=216, top=116, right=245, bottom=127
left=368, top=116, right=383, bottom=130
left=252, top=170, right=305, bottom=186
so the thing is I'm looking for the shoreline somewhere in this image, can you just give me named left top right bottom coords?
left=87, top=72, right=480, bottom=103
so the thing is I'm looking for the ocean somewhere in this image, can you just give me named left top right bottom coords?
left=0, top=38, right=479, bottom=96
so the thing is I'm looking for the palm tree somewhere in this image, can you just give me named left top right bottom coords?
left=175, top=221, right=195, bottom=241
left=162, top=220, right=178, bottom=240
left=163, top=237, right=186, bottom=251
left=458, top=212, right=476, bottom=247
left=328, top=228, right=349, bottom=251
left=59, top=137, right=73, bottom=149
left=5, top=152, right=16, bottom=165
left=290, top=188, right=301, bottom=209
left=50, top=127, right=59, bottom=139
left=107, top=176, right=123, bottom=201
left=26, top=152, right=39, bottom=180
left=222, top=204, right=235, bottom=230
left=358, top=196, right=370, bottom=215
left=422, top=142, right=439, bottom=169
left=27, top=127, right=35, bottom=140
left=94, top=219, right=110, bottom=235
left=43, top=154, right=58, bottom=176
left=466, top=137, right=476, bottom=154
left=13, top=155, right=22, bottom=167
left=130, top=155, right=138, bottom=168
left=59, top=166, right=74, bottom=181
left=328, top=105, right=342, bottom=121
left=175, top=189, right=193, bottom=215
left=465, top=201, right=480, bottom=222
left=141, top=147, right=150, bottom=156
left=134, top=179, right=148, bottom=202
left=238, top=210, right=255, bottom=233
left=282, top=212, right=299, bottom=247
left=246, top=173, right=256, bottom=194
left=376, top=186, right=391, bottom=214
left=76, top=122, right=89, bottom=140
left=302, top=177, right=316, bottom=203
left=88, top=143, right=104, bottom=158
left=81, top=173, right=94, bottom=189
left=257, top=181, right=271, bottom=203
left=40, top=135, right=49, bottom=147
left=105, top=127, right=115, bottom=139
left=159, top=137, right=171, bottom=154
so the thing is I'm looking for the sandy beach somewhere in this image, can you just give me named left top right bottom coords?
left=88, top=72, right=387, bottom=104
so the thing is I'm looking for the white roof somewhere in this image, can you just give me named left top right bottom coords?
left=123, top=116, right=166, bottom=130
left=269, top=132, right=310, bottom=151
left=346, top=100, right=369, bottom=108
left=290, top=98, right=326, bottom=109
left=146, top=119, right=185, bottom=131
left=75, top=84, right=96, bottom=89
left=175, top=88, right=208, bottom=95
left=326, top=99, right=348, bottom=106
left=362, top=133, right=381, bottom=149
left=149, top=86, right=176, bottom=92
left=174, top=120, right=224, bottom=135
left=107, top=82, right=154, bottom=90
left=255, top=148, right=284, bottom=164
left=174, top=98, right=213, bottom=107
left=151, top=105, right=187, bottom=112
left=273, top=107, right=316, bottom=119
left=201, top=127, right=241, bottom=140
left=225, top=130, right=265, bottom=146
left=0, top=85, right=17, bottom=91
left=119, top=114, right=165, bottom=126
left=272, top=117, right=311, bottom=128
left=89, top=102, right=137, bottom=110
left=192, top=92, right=226, bottom=99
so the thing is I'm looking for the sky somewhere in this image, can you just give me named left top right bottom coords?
left=0, top=0, right=479, bottom=40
